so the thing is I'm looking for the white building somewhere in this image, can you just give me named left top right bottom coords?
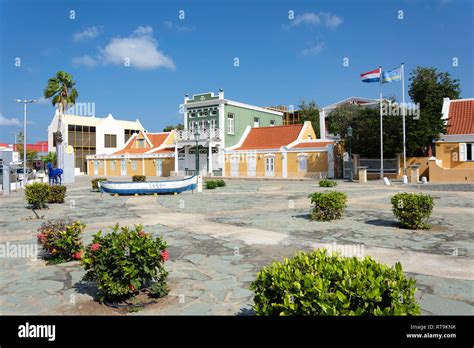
left=48, top=111, right=144, bottom=173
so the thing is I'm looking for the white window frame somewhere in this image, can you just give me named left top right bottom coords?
left=231, top=155, right=239, bottom=177
left=270, top=120, right=275, bottom=127
left=131, top=160, right=137, bottom=172
left=247, top=154, right=257, bottom=177
left=297, top=153, right=308, bottom=172
left=264, top=154, right=275, bottom=177
left=227, top=113, right=235, bottom=134
left=210, top=118, right=217, bottom=129
left=254, top=117, right=260, bottom=128
left=110, top=160, right=116, bottom=171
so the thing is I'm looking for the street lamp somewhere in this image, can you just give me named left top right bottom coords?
left=14, top=99, right=37, bottom=184
left=10, top=132, right=20, bottom=147
left=194, top=130, right=200, bottom=175
left=347, top=126, right=353, bottom=182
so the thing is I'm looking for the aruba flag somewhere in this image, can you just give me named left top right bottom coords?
left=360, top=68, right=381, bottom=83
left=382, top=67, right=402, bottom=83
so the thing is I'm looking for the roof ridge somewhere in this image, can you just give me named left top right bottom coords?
left=252, top=124, right=303, bottom=130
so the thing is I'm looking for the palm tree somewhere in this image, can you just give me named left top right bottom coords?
left=43, top=71, right=78, bottom=169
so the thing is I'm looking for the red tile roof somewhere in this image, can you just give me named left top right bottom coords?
left=114, top=132, right=170, bottom=154
left=446, top=100, right=474, bottom=135
left=235, top=124, right=303, bottom=150
left=290, top=141, right=333, bottom=149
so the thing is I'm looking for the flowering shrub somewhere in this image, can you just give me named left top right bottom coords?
left=81, top=224, right=169, bottom=303
left=251, top=249, right=420, bottom=316
left=36, top=219, right=85, bottom=264
left=91, top=178, right=107, bottom=191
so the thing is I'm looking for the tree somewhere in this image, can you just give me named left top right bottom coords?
left=41, top=152, right=57, bottom=166
left=298, top=100, right=320, bottom=138
left=163, top=124, right=184, bottom=132
left=407, top=67, right=460, bottom=156
left=17, top=145, right=38, bottom=167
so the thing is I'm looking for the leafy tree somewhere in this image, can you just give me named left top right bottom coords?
left=42, top=152, right=57, bottom=166
left=407, top=67, right=460, bottom=156
left=16, top=145, right=38, bottom=167
left=163, top=124, right=184, bottom=132
left=298, top=100, right=320, bottom=138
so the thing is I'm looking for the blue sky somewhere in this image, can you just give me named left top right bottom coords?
left=0, top=0, right=472, bottom=143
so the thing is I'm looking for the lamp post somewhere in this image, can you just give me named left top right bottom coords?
left=347, top=126, right=353, bottom=182
left=10, top=132, right=20, bottom=147
left=194, top=130, right=200, bottom=175
left=14, top=99, right=36, bottom=184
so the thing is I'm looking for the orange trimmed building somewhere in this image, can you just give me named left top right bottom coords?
left=224, top=121, right=335, bottom=178
left=428, top=98, right=474, bottom=182
left=86, top=130, right=175, bottom=177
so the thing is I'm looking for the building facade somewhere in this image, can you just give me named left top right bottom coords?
left=224, top=121, right=334, bottom=178
left=174, top=90, right=284, bottom=176
left=429, top=98, right=474, bottom=182
left=86, top=130, right=175, bottom=177
left=48, top=111, right=144, bottom=173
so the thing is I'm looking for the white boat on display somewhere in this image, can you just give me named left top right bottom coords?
left=98, top=175, right=197, bottom=195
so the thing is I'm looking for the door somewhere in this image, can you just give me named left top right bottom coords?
left=231, top=156, right=239, bottom=177
left=156, top=159, right=163, bottom=176
left=120, top=159, right=127, bottom=176
left=265, top=157, right=275, bottom=177
left=94, top=160, right=99, bottom=175
left=247, top=155, right=256, bottom=176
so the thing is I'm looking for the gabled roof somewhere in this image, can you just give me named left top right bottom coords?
left=445, top=99, right=474, bottom=135
left=114, top=131, right=172, bottom=155
left=234, top=124, right=304, bottom=150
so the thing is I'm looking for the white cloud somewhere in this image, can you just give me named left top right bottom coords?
left=287, top=12, right=343, bottom=30
left=0, top=114, right=21, bottom=126
left=301, top=41, right=325, bottom=56
left=72, top=54, right=98, bottom=67
left=36, top=97, right=50, bottom=105
left=100, top=26, right=175, bottom=70
left=73, top=26, right=102, bottom=42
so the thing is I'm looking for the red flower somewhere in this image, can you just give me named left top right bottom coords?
left=72, top=251, right=83, bottom=260
left=36, top=233, right=45, bottom=240
left=129, top=284, right=136, bottom=292
left=91, top=243, right=100, bottom=251
left=138, top=231, right=146, bottom=237
left=161, top=250, right=170, bottom=262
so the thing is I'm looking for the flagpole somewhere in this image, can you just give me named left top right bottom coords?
left=379, top=66, right=384, bottom=180
left=401, top=63, right=407, bottom=177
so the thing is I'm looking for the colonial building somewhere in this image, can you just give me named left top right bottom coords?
left=48, top=111, right=144, bottom=173
left=224, top=121, right=334, bottom=178
left=428, top=98, right=474, bottom=182
left=174, top=90, right=284, bottom=176
left=86, top=130, right=175, bottom=177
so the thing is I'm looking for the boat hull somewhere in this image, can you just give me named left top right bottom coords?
left=98, top=176, right=197, bottom=195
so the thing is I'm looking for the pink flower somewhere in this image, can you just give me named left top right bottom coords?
left=91, top=243, right=100, bottom=251
left=129, top=284, right=136, bottom=292
left=138, top=231, right=146, bottom=237
left=36, top=233, right=45, bottom=240
left=72, top=251, right=83, bottom=260
left=161, top=250, right=170, bottom=262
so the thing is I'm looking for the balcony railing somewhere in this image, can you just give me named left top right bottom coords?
left=176, top=128, right=221, bottom=142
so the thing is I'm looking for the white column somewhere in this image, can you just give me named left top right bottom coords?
left=319, top=109, right=327, bottom=140
left=282, top=149, right=288, bottom=178
left=174, top=143, right=179, bottom=176
left=208, top=141, right=213, bottom=175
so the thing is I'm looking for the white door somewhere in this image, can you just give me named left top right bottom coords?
left=231, top=156, right=239, bottom=177
left=121, top=159, right=127, bottom=176
left=94, top=160, right=98, bottom=175
left=265, top=157, right=275, bottom=177
left=247, top=156, right=256, bottom=176
left=156, top=159, right=163, bottom=176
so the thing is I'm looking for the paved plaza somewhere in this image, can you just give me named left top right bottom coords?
left=0, top=176, right=473, bottom=315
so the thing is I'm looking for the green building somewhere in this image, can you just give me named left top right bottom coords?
left=174, top=89, right=283, bottom=176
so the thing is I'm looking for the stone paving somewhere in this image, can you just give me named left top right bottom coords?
left=0, top=176, right=473, bottom=315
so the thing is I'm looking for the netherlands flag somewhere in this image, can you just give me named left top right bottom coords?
left=360, top=68, right=381, bottom=83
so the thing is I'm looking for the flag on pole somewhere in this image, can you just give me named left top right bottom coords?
left=382, top=67, right=402, bottom=83
left=360, top=68, right=381, bottom=83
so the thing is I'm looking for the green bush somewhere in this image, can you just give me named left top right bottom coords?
left=91, top=178, right=107, bottom=191
left=391, top=192, right=434, bottom=229
left=36, top=219, right=85, bottom=264
left=216, top=179, right=226, bottom=187
left=250, top=249, right=420, bottom=316
left=25, top=182, right=50, bottom=209
left=308, top=191, right=347, bottom=221
left=48, top=185, right=67, bottom=203
left=319, top=179, right=337, bottom=187
left=205, top=180, right=218, bottom=189
left=132, top=175, right=146, bottom=182
left=81, top=224, right=169, bottom=303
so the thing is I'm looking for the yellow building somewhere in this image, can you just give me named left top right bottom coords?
left=224, top=121, right=335, bottom=178
left=86, top=130, right=175, bottom=177
left=428, top=98, right=474, bottom=182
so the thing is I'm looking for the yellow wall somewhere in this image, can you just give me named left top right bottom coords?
left=435, top=143, right=474, bottom=170
left=88, top=157, right=174, bottom=177
left=287, top=152, right=328, bottom=178
left=300, top=122, right=317, bottom=140
left=429, top=159, right=474, bottom=182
